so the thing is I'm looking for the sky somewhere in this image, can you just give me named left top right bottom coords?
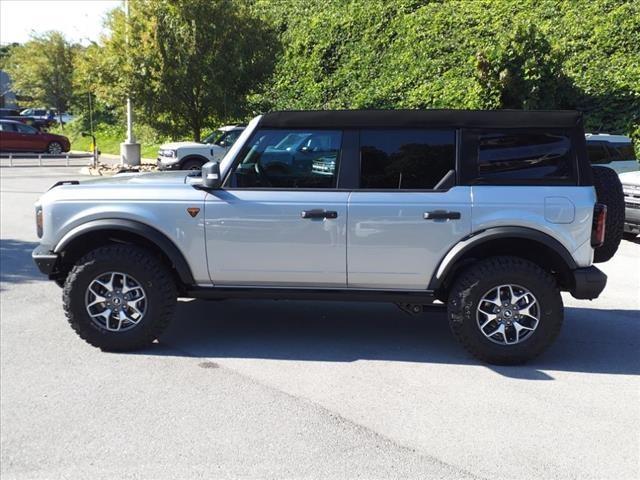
left=0, top=0, right=121, bottom=45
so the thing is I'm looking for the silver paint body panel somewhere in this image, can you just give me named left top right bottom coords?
left=204, top=189, right=349, bottom=286
left=347, top=188, right=472, bottom=289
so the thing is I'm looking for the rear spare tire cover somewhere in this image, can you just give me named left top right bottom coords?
left=591, top=166, right=624, bottom=263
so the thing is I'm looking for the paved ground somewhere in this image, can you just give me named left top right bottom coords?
left=1, top=166, right=639, bottom=480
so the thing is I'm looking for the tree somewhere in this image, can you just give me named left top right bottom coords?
left=475, top=22, right=574, bottom=110
left=90, top=0, right=278, bottom=141
left=3, top=32, right=76, bottom=119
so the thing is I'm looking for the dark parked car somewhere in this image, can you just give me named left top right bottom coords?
left=0, top=108, right=52, bottom=131
left=0, top=119, right=70, bottom=154
left=0, top=108, right=21, bottom=117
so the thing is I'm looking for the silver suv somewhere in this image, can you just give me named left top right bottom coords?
left=32, top=110, right=621, bottom=364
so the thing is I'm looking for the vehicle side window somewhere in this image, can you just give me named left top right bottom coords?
left=15, top=123, right=38, bottom=134
left=587, top=142, right=611, bottom=164
left=0, top=122, right=14, bottom=132
left=359, top=129, right=455, bottom=189
left=225, top=129, right=342, bottom=189
left=468, top=130, right=574, bottom=184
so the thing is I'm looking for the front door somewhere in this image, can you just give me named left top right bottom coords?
left=205, top=127, right=348, bottom=287
left=14, top=123, right=44, bottom=151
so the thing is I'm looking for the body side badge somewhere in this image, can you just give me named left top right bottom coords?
left=187, top=207, right=200, bottom=218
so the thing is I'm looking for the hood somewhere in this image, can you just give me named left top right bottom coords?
left=619, top=170, right=640, bottom=186
left=159, top=141, right=206, bottom=150
left=79, top=170, right=196, bottom=186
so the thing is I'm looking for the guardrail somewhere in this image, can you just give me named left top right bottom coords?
left=0, top=152, right=98, bottom=167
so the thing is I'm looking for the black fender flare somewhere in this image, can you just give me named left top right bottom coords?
left=428, top=227, right=578, bottom=291
left=54, top=219, right=195, bottom=285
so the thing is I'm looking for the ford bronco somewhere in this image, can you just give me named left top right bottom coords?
left=32, top=110, right=623, bottom=364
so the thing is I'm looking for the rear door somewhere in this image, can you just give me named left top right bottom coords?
left=347, top=129, right=472, bottom=290
left=0, top=122, right=20, bottom=151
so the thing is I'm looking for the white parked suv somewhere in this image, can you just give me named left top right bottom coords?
left=157, top=125, right=244, bottom=170
left=586, top=133, right=638, bottom=174
left=33, top=110, right=625, bottom=364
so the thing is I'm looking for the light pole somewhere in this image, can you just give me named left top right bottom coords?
left=120, top=0, right=141, bottom=166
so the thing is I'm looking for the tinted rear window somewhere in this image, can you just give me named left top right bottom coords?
left=470, top=131, right=573, bottom=183
left=359, top=129, right=455, bottom=189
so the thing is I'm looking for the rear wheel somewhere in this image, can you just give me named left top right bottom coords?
left=47, top=141, right=63, bottom=154
left=447, top=256, right=563, bottom=365
left=63, top=245, right=177, bottom=351
left=592, top=166, right=624, bottom=263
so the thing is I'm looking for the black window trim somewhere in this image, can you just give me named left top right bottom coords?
left=459, top=127, right=581, bottom=187
left=354, top=127, right=460, bottom=193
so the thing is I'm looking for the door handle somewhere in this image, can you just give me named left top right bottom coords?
left=423, top=210, right=461, bottom=220
left=301, top=209, right=338, bottom=219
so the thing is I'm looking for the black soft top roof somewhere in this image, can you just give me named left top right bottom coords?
left=260, top=109, right=582, bottom=129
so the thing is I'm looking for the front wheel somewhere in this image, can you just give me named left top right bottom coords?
left=447, top=256, right=563, bottom=365
left=63, top=245, right=177, bottom=351
left=180, top=158, right=205, bottom=171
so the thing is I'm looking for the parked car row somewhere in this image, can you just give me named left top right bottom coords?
left=0, top=107, right=74, bottom=131
left=0, top=119, right=70, bottom=154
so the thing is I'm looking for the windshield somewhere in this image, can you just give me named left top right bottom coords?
left=202, top=130, right=225, bottom=145
left=220, top=117, right=261, bottom=175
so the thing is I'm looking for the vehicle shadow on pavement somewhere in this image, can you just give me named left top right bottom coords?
left=0, top=238, right=40, bottom=289
left=140, top=299, right=640, bottom=379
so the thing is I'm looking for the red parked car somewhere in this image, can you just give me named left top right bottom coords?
left=0, top=119, right=70, bottom=154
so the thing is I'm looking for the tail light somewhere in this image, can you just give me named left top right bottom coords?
left=591, top=203, right=607, bottom=248
left=35, top=205, right=43, bottom=238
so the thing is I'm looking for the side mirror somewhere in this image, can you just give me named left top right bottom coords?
left=202, top=161, right=222, bottom=188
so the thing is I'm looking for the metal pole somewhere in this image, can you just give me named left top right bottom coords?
left=120, top=0, right=141, bottom=166
left=9, top=153, right=13, bottom=167
left=125, top=0, right=134, bottom=145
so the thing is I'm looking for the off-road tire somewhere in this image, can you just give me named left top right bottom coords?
left=592, top=166, right=624, bottom=263
left=447, top=256, right=563, bottom=365
left=180, top=158, right=205, bottom=171
left=63, top=245, right=177, bottom=351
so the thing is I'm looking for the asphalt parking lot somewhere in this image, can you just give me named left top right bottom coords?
left=1, top=165, right=639, bottom=480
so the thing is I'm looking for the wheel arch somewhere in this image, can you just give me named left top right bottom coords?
left=429, top=227, right=578, bottom=297
left=53, top=219, right=195, bottom=288
left=179, top=155, right=208, bottom=168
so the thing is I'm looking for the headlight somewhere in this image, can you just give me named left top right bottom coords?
left=35, top=205, right=43, bottom=238
left=159, top=149, right=177, bottom=158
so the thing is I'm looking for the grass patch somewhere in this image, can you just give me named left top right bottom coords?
left=50, top=123, right=166, bottom=159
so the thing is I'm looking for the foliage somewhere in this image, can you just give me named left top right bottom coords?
left=254, top=0, right=639, bottom=137
left=3, top=32, right=76, bottom=115
left=50, top=121, right=166, bottom=159
left=6, top=0, right=638, bottom=147
left=475, top=22, right=573, bottom=109
left=80, top=0, right=278, bottom=141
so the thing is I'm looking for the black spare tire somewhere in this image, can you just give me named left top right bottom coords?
left=591, top=166, right=624, bottom=263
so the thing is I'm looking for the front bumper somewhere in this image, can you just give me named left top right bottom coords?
left=624, top=197, right=640, bottom=233
left=32, top=245, right=58, bottom=276
left=570, top=266, right=607, bottom=300
left=157, top=156, right=180, bottom=170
